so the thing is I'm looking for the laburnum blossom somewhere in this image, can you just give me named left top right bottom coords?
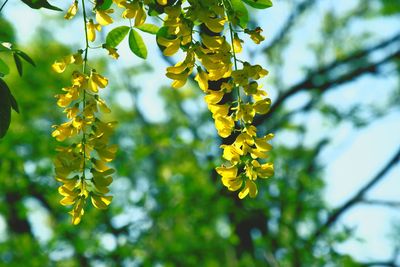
left=64, top=0, right=78, bottom=20
left=119, top=1, right=146, bottom=26
left=96, top=9, right=114, bottom=26
left=154, top=1, right=274, bottom=198
left=244, top=27, right=265, bottom=44
left=53, top=0, right=274, bottom=205
left=86, top=19, right=101, bottom=42
left=52, top=53, right=116, bottom=224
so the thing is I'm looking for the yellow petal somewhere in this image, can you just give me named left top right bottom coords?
left=194, top=68, right=209, bottom=92
left=215, top=165, right=238, bottom=178
left=91, top=194, right=113, bottom=210
left=96, top=10, right=114, bottom=26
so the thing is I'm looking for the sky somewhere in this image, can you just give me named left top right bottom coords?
left=2, top=0, right=400, bottom=263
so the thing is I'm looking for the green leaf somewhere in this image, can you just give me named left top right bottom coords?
left=13, top=53, right=23, bottom=76
left=0, top=58, right=10, bottom=76
left=0, top=79, right=12, bottom=138
left=136, top=24, right=160, bottom=35
left=242, top=0, right=273, bottom=9
left=231, top=0, right=249, bottom=28
left=106, top=26, right=130, bottom=48
left=20, top=0, right=63, bottom=11
left=129, top=29, right=148, bottom=59
left=9, top=92, right=19, bottom=113
left=16, top=50, right=35, bottom=67
left=96, top=0, right=113, bottom=10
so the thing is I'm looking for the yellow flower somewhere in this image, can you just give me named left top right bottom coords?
left=201, top=15, right=226, bottom=33
left=96, top=9, right=114, bottom=26
left=64, top=105, right=79, bottom=119
left=69, top=197, right=85, bottom=225
left=91, top=194, right=113, bottom=209
left=52, top=52, right=83, bottom=73
left=86, top=20, right=101, bottom=42
left=201, top=34, right=226, bottom=51
left=214, top=115, right=234, bottom=138
left=220, top=144, right=243, bottom=164
left=208, top=104, right=229, bottom=119
left=52, top=122, right=78, bottom=141
left=156, top=0, right=167, bottom=5
left=72, top=71, right=87, bottom=87
left=244, top=27, right=265, bottom=44
left=204, top=90, right=224, bottom=105
left=103, top=45, right=119, bottom=59
left=157, top=36, right=180, bottom=56
left=238, top=180, right=257, bottom=199
left=194, top=68, right=209, bottom=92
left=252, top=160, right=274, bottom=178
left=95, top=96, right=111, bottom=113
left=216, top=165, right=243, bottom=191
left=134, top=6, right=146, bottom=26
left=233, top=33, right=243, bottom=53
left=234, top=103, right=255, bottom=124
left=88, top=70, right=108, bottom=93
left=96, top=144, right=118, bottom=162
left=64, top=0, right=78, bottom=20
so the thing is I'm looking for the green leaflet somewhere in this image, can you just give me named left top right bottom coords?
left=242, top=0, right=273, bottom=9
left=106, top=26, right=130, bottom=48
left=0, top=58, right=10, bottom=76
left=231, top=0, right=249, bottom=28
left=129, top=29, right=148, bottom=59
left=136, top=24, right=160, bottom=35
left=20, top=0, right=62, bottom=11
left=13, top=53, right=23, bottom=76
left=0, top=78, right=19, bottom=138
left=96, top=0, right=113, bottom=11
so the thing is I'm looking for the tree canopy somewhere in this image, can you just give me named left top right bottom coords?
left=0, top=0, right=399, bottom=266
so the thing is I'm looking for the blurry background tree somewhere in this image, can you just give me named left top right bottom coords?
left=0, top=0, right=399, bottom=266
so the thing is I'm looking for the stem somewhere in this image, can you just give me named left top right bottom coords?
left=81, top=0, right=89, bottom=179
left=0, top=0, right=9, bottom=13
left=229, top=22, right=241, bottom=101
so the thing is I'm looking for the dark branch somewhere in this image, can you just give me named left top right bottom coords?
left=362, top=199, right=400, bottom=208
left=264, top=0, right=317, bottom=52
left=309, top=147, right=400, bottom=242
left=360, top=261, right=399, bottom=267
left=255, top=32, right=400, bottom=126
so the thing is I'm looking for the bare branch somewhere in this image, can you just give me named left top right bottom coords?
left=264, top=0, right=317, bottom=51
left=255, top=32, right=400, bottom=126
left=362, top=199, right=400, bottom=208
left=309, top=147, right=400, bottom=242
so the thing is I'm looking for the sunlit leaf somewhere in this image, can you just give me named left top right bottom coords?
left=129, top=29, right=147, bottom=59
left=136, top=23, right=160, bottom=35
left=105, top=26, right=130, bottom=48
left=242, top=0, right=272, bottom=9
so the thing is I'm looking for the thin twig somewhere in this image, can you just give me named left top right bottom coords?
left=308, top=147, right=400, bottom=243
left=0, top=0, right=9, bottom=13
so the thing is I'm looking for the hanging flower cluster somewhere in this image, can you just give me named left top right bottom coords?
left=52, top=0, right=119, bottom=225
left=54, top=0, right=274, bottom=224
left=155, top=0, right=275, bottom=199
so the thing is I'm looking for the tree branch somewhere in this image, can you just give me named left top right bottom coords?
left=309, top=147, right=400, bottom=242
left=264, top=0, right=317, bottom=52
left=362, top=199, right=400, bottom=208
left=255, top=32, right=400, bottom=126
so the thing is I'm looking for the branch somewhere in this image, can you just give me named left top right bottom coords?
left=362, top=199, right=400, bottom=208
left=360, top=261, right=398, bottom=267
left=309, top=147, right=400, bottom=242
left=0, top=0, right=9, bottom=13
left=255, top=32, right=400, bottom=126
left=264, top=0, right=317, bottom=51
